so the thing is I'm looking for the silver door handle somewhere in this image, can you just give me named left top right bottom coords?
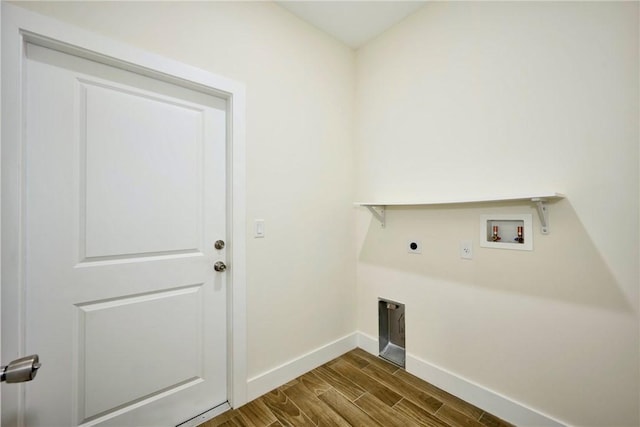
left=214, top=261, right=227, bottom=272
left=1, top=354, right=41, bottom=383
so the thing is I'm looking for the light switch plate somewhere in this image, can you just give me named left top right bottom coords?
left=254, top=219, right=265, bottom=238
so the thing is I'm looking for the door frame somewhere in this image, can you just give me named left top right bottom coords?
left=1, top=3, right=248, bottom=423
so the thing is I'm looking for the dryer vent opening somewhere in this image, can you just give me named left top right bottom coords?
left=378, top=298, right=405, bottom=368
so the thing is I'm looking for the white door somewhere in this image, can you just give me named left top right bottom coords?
left=12, top=38, right=228, bottom=427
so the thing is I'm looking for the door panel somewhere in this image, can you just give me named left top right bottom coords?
left=22, top=41, right=228, bottom=426
left=82, top=80, right=203, bottom=259
left=79, top=285, right=204, bottom=420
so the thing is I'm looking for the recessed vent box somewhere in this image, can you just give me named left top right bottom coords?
left=378, top=298, right=405, bottom=368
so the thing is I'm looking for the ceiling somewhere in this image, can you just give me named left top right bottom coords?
left=276, top=1, right=427, bottom=49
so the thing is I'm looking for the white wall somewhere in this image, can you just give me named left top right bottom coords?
left=355, top=2, right=639, bottom=426
left=14, top=0, right=357, bottom=387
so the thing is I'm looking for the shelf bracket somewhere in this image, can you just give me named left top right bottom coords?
left=532, top=198, right=550, bottom=235
left=365, top=205, right=385, bottom=228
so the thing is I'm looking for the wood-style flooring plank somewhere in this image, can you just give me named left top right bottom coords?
left=394, top=368, right=485, bottom=419
left=436, top=404, right=486, bottom=427
left=261, top=388, right=315, bottom=427
left=327, top=358, right=402, bottom=407
left=218, top=416, right=248, bottom=427
left=362, top=363, right=443, bottom=413
left=297, top=371, right=332, bottom=396
left=280, top=378, right=299, bottom=390
left=318, top=388, right=383, bottom=427
left=338, top=349, right=372, bottom=369
left=393, top=398, right=451, bottom=427
left=237, top=398, right=277, bottom=427
left=350, top=347, right=400, bottom=374
left=200, top=409, right=245, bottom=427
left=283, top=378, right=351, bottom=426
left=312, top=364, right=366, bottom=401
left=353, top=392, right=422, bottom=427
left=479, top=411, right=516, bottom=427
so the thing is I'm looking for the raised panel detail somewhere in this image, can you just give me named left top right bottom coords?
left=76, top=285, right=204, bottom=421
left=80, top=81, right=204, bottom=260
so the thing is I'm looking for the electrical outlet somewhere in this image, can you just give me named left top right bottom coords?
left=460, top=240, right=473, bottom=260
left=407, top=240, right=422, bottom=254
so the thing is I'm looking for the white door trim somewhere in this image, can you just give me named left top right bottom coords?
left=1, top=3, right=247, bottom=422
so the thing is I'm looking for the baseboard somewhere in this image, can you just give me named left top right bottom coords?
left=246, top=332, right=357, bottom=402
left=356, top=329, right=379, bottom=355
left=356, top=332, right=566, bottom=427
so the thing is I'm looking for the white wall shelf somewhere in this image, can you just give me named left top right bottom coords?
left=355, top=192, right=565, bottom=233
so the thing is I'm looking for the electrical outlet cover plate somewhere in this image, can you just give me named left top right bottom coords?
left=407, top=240, right=422, bottom=254
left=460, top=240, right=473, bottom=260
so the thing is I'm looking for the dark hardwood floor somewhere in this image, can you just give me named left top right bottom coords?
left=201, top=348, right=514, bottom=427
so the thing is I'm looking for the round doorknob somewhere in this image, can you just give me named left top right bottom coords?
left=214, top=261, right=227, bottom=272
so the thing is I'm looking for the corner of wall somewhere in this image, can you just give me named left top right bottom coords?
left=356, top=332, right=567, bottom=427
